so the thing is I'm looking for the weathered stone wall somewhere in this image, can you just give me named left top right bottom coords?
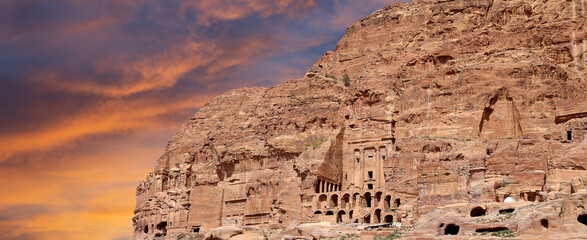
left=132, top=0, right=587, bottom=239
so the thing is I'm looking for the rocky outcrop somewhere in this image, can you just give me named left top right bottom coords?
left=132, top=0, right=587, bottom=239
left=410, top=192, right=587, bottom=239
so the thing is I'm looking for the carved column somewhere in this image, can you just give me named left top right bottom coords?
left=360, top=148, right=365, bottom=189
left=376, top=147, right=382, bottom=188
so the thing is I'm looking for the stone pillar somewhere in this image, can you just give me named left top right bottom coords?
left=352, top=151, right=357, bottom=188
left=360, top=149, right=365, bottom=189
left=376, top=147, right=382, bottom=188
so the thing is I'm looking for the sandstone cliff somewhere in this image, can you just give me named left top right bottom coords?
left=133, top=0, right=587, bottom=239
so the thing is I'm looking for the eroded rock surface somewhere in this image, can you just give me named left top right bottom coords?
left=132, top=0, right=587, bottom=239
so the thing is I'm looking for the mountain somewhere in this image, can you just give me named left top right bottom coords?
left=132, top=0, right=587, bottom=239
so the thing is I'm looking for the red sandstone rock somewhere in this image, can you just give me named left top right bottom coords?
left=132, top=0, right=587, bottom=239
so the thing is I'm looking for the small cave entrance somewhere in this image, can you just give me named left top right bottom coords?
left=375, top=192, right=382, bottom=207
left=526, top=192, right=538, bottom=202
left=578, top=214, right=587, bottom=226
left=330, top=194, right=339, bottom=208
left=436, top=55, right=454, bottom=64
left=384, top=215, right=393, bottom=223
left=349, top=210, right=353, bottom=219
left=365, top=192, right=372, bottom=208
left=144, top=225, right=149, bottom=234
left=475, top=227, right=509, bottom=233
left=192, top=227, right=200, bottom=233
left=374, top=209, right=382, bottom=223
left=541, top=219, right=549, bottom=229
left=337, top=211, right=346, bottom=223
left=394, top=198, right=401, bottom=208
left=314, top=211, right=323, bottom=215
left=326, top=211, right=334, bottom=216
left=470, top=207, right=486, bottom=217
left=499, top=208, right=515, bottom=214
left=384, top=195, right=391, bottom=209
left=317, top=194, right=327, bottom=209
left=342, top=194, right=351, bottom=208
left=444, top=224, right=460, bottom=235
left=155, top=221, right=167, bottom=237
left=363, top=214, right=371, bottom=224
left=567, top=131, right=572, bottom=141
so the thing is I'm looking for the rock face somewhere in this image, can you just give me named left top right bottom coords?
left=132, top=0, right=587, bottom=239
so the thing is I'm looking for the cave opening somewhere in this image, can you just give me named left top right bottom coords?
left=499, top=208, right=515, bottom=214
left=394, top=198, right=401, bottom=208
left=337, top=211, right=346, bottom=223
left=470, top=206, right=486, bottom=217
left=444, top=224, right=460, bottom=235
left=578, top=214, right=587, bottom=226
left=363, top=214, right=371, bottom=223
left=385, top=195, right=391, bottom=209
left=342, top=194, right=350, bottom=208
left=155, top=221, right=167, bottom=237
left=475, top=227, right=509, bottom=233
left=317, top=194, right=327, bottom=209
left=330, top=194, right=339, bottom=208
left=365, top=193, right=372, bottom=207
left=541, top=219, right=549, bottom=228
left=384, top=215, right=393, bottom=223
left=374, top=209, right=382, bottom=223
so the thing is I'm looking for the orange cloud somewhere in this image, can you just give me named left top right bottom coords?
left=0, top=94, right=211, bottom=161
left=0, top=131, right=166, bottom=240
left=40, top=34, right=275, bottom=98
left=180, top=0, right=317, bottom=26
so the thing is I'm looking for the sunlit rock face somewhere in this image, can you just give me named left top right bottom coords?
left=132, top=0, right=587, bottom=239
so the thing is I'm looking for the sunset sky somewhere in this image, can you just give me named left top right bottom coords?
left=0, top=1, right=406, bottom=239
